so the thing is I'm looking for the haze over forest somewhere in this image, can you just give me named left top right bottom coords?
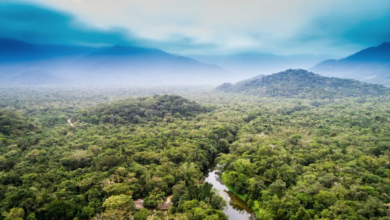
left=1, top=1, right=390, bottom=220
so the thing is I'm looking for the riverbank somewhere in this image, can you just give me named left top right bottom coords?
left=224, top=184, right=262, bottom=219
left=205, top=168, right=257, bottom=219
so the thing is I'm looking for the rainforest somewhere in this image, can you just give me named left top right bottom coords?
left=1, top=70, right=390, bottom=220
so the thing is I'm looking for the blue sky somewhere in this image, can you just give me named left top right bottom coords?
left=1, top=0, right=390, bottom=57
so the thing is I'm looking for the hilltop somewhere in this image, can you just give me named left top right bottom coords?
left=75, top=95, right=211, bottom=125
left=216, top=69, right=390, bottom=99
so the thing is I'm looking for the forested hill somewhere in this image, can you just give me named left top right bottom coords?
left=75, top=95, right=211, bottom=124
left=216, top=69, right=390, bottom=99
left=0, top=93, right=231, bottom=220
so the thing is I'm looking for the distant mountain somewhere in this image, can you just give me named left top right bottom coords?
left=216, top=69, right=390, bottom=99
left=8, top=69, right=64, bottom=85
left=191, top=52, right=328, bottom=80
left=0, top=38, right=44, bottom=63
left=0, top=38, right=226, bottom=85
left=312, top=42, right=390, bottom=86
left=343, top=42, right=390, bottom=62
left=36, top=44, right=99, bottom=57
left=0, top=38, right=98, bottom=63
left=89, top=45, right=167, bottom=57
left=73, top=45, right=225, bottom=84
left=85, top=45, right=221, bottom=70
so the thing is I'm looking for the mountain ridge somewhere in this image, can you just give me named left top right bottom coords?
left=343, top=42, right=390, bottom=62
left=0, top=38, right=226, bottom=85
left=191, top=52, right=328, bottom=79
left=311, top=42, right=390, bottom=86
left=0, top=38, right=44, bottom=62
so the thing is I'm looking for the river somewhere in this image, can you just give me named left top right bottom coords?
left=205, top=166, right=257, bottom=220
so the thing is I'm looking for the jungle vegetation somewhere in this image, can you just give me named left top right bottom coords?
left=1, top=82, right=390, bottom=220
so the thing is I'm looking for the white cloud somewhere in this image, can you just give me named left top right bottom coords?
left=18, top=0, right=390, bottom=56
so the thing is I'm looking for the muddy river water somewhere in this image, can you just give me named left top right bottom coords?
left=205, top=166, right=257, bottom=220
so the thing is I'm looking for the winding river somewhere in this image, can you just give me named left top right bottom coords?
left=205, top=166, right=257, bottom=220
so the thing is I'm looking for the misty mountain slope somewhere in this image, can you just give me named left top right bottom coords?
left=312, top=42, right=390, bottom=86
left=89, top=45, right=167, bottom=57
left=216, top=69, right=390, bottom=99
left=191, top=52, right=328, bottom=80
left=0, top=38, right=227, bottom=85
left=0, top=38, right=99, bottom=63
left=0, top=38, right=44, bottom=63
left=37, top=44, right=99, bottom=57
left=2, top=69, right=65, bottom=85
left=344, top=42, right=390, bottom=62
left=84, top=45, right=224, bottom=70
left=64, top=44, right=227, bottom=84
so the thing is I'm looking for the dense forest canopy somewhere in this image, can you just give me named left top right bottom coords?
left=218, top=100, right=390, bottom=219
left=75, top=95, right=211, bottom=125
left=1, top=84, right=390, bottom=219
left=216, top=69, right=390, bottom=99
left=0, top=91, right=235, bottom=220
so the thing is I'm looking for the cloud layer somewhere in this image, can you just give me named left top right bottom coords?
left=3, top=0, right=390, bottom=57
left=0, top=2, right=132, bottom=46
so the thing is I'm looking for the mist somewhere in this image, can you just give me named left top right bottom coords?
left=0, top=38, right=331, bottom=87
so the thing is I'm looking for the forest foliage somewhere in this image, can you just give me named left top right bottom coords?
left=0, top=90, right=235, bottom=220
left=75, top=95, right=211, bottom=125
left=1, top=85, right=390, bottom=219
left=217, top=99, right=390, bottom=219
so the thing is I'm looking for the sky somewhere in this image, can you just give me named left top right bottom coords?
left=1, top=0, right=390, bottom=58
